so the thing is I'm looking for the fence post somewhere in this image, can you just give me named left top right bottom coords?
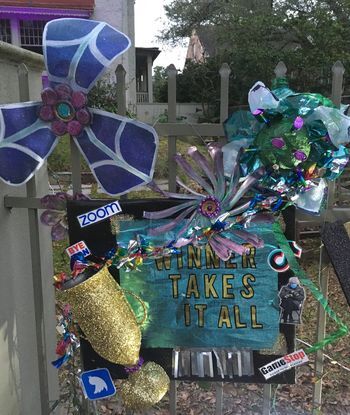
left=274, top=61, right=287, bottom=78
left=116, top=64, right=127, bottom=117
left=167, top=64, right=177, bottom=193
left=219, top=63, right=231, bottom=124
left=18, top=63, right=50, bottom=415
left=312, top=60, right=345, bottom=414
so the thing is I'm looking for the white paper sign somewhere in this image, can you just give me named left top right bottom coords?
left=77, top=201, right=122, bottom=227
left=259, top=349, right=308, bottom=380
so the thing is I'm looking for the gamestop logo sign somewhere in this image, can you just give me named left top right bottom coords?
left=78, top=201, right=122, bottom=228
left=259, top=349, right=308, bottom=380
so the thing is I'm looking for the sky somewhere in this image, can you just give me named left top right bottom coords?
left=134, top=0, right=188, bottom=70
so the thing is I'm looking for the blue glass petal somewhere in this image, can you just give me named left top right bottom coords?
left=2, top=103, right=39, bottom=136
left=0, top=102, right=58, bottom=185
left=76, top=129, right=113, bottom=164
left=44, top=19, right=100, bottom=42
left=43, top=18, right=131, bottom=92
left=46, top=44, right=80, bottom=79
left=75, top=47, right=105, bottom=89
left=0, top=147, right=39, bottom=185
left=94, top=165, right=144, bottom=195
left=74, top=109, right=159, bottom=196
left=119, top=122, right=158, bottom=175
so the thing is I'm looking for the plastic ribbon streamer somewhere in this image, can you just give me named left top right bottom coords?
left=0, top=19, right=158, bottom=196
left=52, top=308, right=80, bottom=368
left=223, top=78, right=350, bottom=215
left=273, top=223, right=348, bottom=353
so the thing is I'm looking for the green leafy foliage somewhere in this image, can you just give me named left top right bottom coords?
left=162, top=0, right=350, bottom=102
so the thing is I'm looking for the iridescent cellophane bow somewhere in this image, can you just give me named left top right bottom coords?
left=0, top=18, right=158, bottom=196
left=144, top=144, right=268, bottom=261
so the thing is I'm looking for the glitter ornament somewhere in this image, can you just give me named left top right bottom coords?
left=198, top=195, right=221, bottom=218
left=120, top=362, right=170, bottom=410
left=62, top=266, right=141, bottom=366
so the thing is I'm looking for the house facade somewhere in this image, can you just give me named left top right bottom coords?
left=0, top=0, right=138, bottom=109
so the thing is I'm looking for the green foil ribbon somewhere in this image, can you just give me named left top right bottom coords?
left=273, top=222, right=348, bottom=353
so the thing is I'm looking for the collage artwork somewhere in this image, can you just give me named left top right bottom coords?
left=1, top=18, right=349, bottom=410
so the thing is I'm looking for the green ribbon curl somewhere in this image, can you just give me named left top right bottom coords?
left=273, top=222, right=348, bottom=354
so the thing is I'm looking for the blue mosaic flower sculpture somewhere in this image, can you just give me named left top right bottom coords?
left=0, top=18, right=159, bottom=195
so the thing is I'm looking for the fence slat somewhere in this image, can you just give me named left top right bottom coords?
left=215, top=382, right=223, bottom=415
left=274, top=61, right=287, bottom=78
left=167, top=64, right=177, bottom=193
left=263, top=384, right=272, bottom=415
left=219, top=63, right=231, bottom=124
left=156, top=123, right=225, bottom=137
left=116, top=64, right=127, bottom=116
left=18, top=63, right=50, bottom=415
left=70, top=139, right=82, bottom=194
left=169, top=380, right=177, bottom=415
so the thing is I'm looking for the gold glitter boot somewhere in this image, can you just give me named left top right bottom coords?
left=62, top=266, right=141, bottom=366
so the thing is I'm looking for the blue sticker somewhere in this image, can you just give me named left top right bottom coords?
left=80, top=368, right=116, bottom=400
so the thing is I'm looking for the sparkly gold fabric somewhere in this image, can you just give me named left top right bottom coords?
left=63, top=266, right=141, bottom=365
left=120, top=362, right=170, bottom=410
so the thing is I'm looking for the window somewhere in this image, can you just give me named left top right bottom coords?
left=20, top=20, right=47, bottom=54
left=0, top=19, right=11, bottom=43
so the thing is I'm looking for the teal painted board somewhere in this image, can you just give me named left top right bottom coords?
left=119, top=220, right=280, bottom=349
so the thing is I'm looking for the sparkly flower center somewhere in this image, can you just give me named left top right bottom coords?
left=198, top=196, right=221, bottom=218
left=55, top=101, right=75, bottom=121
left=39, top=84, right=91, bottom=137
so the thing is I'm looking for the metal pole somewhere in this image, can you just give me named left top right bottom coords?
left=167, top=64, right=177, bottom=193
left=18, top=63, right=50, bottom=415
left=219, top=63, right=231, bottom=146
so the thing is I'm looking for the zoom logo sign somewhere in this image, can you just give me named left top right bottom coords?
left=78, top=201, right=122, bottom=228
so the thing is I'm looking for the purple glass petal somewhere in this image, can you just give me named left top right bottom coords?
left=73, top=193, right=90, bottom=201
left=187, top=146, right=217, bottom=189
left=51, top=222, right=68, bottom=241
left=216, top=234, right=248, bottom=255
left=40, top=210, right=64, bottom=226
left=208, top=144, right=225, bottom=200
left=147, top=180, right=202, bottom=200
left=174, top=154, right=213, bottom=194
left=227, top=167, right=265, bottom=208
left=143, top=200, right=197, bottom=219
left=231, top=229, right=264, bottom=248
left=148, top=206, right=197, bottom=236
left=40, top=192, right=69, bottom=209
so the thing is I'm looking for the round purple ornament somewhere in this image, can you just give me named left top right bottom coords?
left=293, top=150, right=307, bottom=162
left=71, top=91, right=87, bottom=109
left=271, top=137, right=286, bottom=149
left=67, top=120, right=84, bottom=136
left=41, top=88, right=57, bottom=106
left=51, top=120, right=67, bottom=136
